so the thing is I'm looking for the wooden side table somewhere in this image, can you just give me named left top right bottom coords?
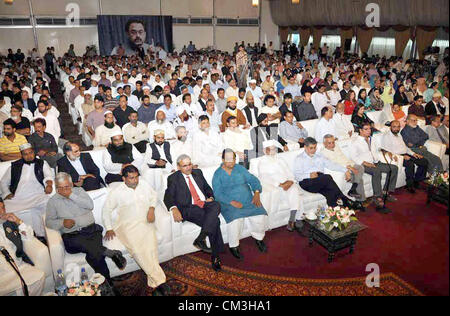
left=426, top=184, right=449, bottom=215
left=305, top=220, right=368, bottom=263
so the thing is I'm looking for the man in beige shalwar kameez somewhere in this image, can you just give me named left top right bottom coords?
left=102, top=164, right=169, bottom=296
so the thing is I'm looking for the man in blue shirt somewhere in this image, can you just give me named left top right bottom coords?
left=401, top=114, right=443, bottom=172
left=293, top=137, right=360, bottom=209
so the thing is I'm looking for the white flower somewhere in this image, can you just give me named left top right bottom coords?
left=333, top=222, right=339, bottom=227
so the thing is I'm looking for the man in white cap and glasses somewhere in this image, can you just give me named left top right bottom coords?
left=0, top=143, right=54, bottom=240
left=102, top=130, right=144, bottom=185
left=246, top=79, right=264, bottom=100
left=143, top=129, right=175, bottom=193
left=257, top=140, right=304, bottom=234
left=92, top=110, right=122, bottom=148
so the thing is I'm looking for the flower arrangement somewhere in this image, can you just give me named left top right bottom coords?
left=427, top=171, right=449, bottom=188
left=67, top=282, right=101, bottom=297
left=319, top=206, right=358, bottom=232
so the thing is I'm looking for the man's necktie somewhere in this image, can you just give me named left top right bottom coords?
left=436, top=128, right=447, bottom=144
left=187, top=176, right=205, bottom=208
left=2, top=221, right=34, bottom=266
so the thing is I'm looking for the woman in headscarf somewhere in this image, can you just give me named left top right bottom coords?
left=301, top=79, right=314, bottom=96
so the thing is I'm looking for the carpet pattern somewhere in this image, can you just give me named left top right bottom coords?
left=113, top=255, right=423, bottom=296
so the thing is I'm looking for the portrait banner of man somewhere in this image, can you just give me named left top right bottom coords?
left=97, top=15, right=173, bottom=56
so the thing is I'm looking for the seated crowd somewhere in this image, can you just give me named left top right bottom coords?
left=0, top=42, right=449, bottom=296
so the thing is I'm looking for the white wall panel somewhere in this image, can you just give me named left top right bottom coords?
left=173, top=25, right=213, bottom=51
left=31, top=0, right=99, bottom=17
left=0, top=0, right=29, bottom=16
left=0, top=28, right=34, bottom=55
left=215, top=26, right=259, bottom=52
left=36, top=26, right=98, bottom=56
left=215, top=0, right=259, bottom=17
left=162, top=0, right=213, bottom=17
left=100, top=0, right=160, bottom=15
left=260, top=0, right=279, bottom=49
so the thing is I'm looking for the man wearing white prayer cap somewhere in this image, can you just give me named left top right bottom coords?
left=142, top=128, right=175, bottom=193
left=92, top=110, right=122, bottom=148
left=256, top=139, right=304, bottom=235
left=246, top=79, right=264, bottom=100
left=0, top=142, right=54, bottom=239
left=102, top=130, right=144, bottom=185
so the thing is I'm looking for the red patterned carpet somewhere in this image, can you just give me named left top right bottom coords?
left=113, top=188, right=447, bottom=296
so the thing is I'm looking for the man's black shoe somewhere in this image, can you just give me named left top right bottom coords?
left=376, top=206, right=392, bottom=214
left=229, top=247, right=243, bottom=260
left=255, top=239, right=267, bottom=253
left=211, top=257, right=222, bottom=272
left=348, top=189, right=362, bottom=199
left=156, top=283, right=170, bottom=296
left=193, top=239, right=212, bottom=254
left=407, top=186, right=416, bottom=194
left=111, top=252, right=127, bottom=270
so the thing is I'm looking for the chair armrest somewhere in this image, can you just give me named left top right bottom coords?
left=154, top=200, right=172, bottom=244
left=425, top=140, right=446, bottom=160
left=44, top=228, right=65, bottom=278
left=326, top=169, right=346, bottom=190
left=23, top=237, right=53, bottom=280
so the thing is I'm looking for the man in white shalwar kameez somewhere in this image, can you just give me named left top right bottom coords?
left=257, top=140, right=304, bottom=234
left=143, top=130, right=175, bottom=195
left=102, top=165, right=169, bottom=296
left=0, top=199, right=47, bottom=296
left=192, top=115, right=223, bottom=168
left=0, top=143, right=54, bottom=237
left=170, top=126, right=194, bottom=164
left=148, top=109, right=176, bottom=143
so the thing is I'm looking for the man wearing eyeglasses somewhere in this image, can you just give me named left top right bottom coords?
left=164, top=154, right=224, bottom=272
left=110, top=19, right=153, bottom=57
left=401, top=114, right=444, bottom=173
left=46, top=172, right=127, bottom=286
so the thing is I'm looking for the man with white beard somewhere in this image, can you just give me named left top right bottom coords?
left=192, top=115, right=223, bottom=168
left=148, top=109, right=176, bottom=143
left=170, top=126, right=194, bottom=165
left=257, top=140, right=304, bottom=234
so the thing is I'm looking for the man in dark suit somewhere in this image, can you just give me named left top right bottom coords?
left=164, top=154, right=224, bottom=272
left=57, top=142, right=104, bottom=191
left=425, top=92, right=446, bottom=124
left=21, top=90, right=37, bottom=114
